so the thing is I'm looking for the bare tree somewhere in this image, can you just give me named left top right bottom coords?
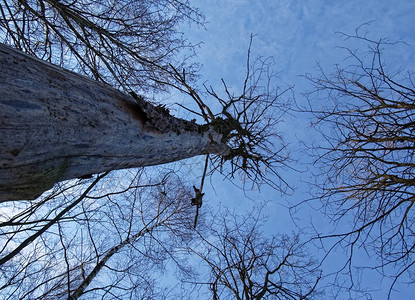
left=0, top=34, right=289, bottom=202
left=0, top=169, right=195, bottom=299
left=0, top=14, right=291, bottom=299
left=0, top=1, right=290, bottom=200
left=0, top=2, right=295, bottom=299
left=0, top=0, right=211, bottom=202
left=0, top=0, right=203, bottom=91
left=303, top=30, right=415, bottom=297
left=184, top=205, right=321, bottom=300
left=0, top=43, right=230, bottom=201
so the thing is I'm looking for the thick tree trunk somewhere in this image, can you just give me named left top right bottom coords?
left=0, top=43, right=229, bottom=201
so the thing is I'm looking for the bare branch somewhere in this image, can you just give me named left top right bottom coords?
left=185, top=205, right=321, bottom=299
left=304, top=31, right=415, bottom=296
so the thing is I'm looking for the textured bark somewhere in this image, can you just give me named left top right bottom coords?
left=0, top=43, right=229, bottom=201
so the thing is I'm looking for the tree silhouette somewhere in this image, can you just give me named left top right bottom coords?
left=0, top=0, right=203, bottom=91
left=304, top=31, right=415, bottom=297
left=0, top=169, right=196, bottom=299
left=185, top=205, right=321, bottom=299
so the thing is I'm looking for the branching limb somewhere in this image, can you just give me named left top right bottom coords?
left=172, top=35, right=292, bottom=192
left=302, top=28, right=415, bottom=297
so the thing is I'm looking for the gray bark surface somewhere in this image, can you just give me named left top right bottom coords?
left=0, top=43, right=229, bottom=201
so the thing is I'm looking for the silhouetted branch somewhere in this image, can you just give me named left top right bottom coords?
left=0, top=0, right=204, bottom=91
left=303, top=30, right=415, bottom=297
left=186, top=205, right=321, bottom=299
left=171, top=35, right=292, bottom=192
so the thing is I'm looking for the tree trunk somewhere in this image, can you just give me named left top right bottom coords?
left=0, top=43, right=229, bottom=201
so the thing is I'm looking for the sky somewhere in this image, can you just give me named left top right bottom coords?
left=1, top=1, right=414, bottom=298
left=180, top=1, right=415, bottom=298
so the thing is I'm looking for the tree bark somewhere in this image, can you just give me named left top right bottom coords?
left=0, top=43, right=229, bottom=201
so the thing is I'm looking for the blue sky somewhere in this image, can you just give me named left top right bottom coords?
left=181, top=1, right=415, bottom=298
left=188, top=0, right=415, bottom=87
